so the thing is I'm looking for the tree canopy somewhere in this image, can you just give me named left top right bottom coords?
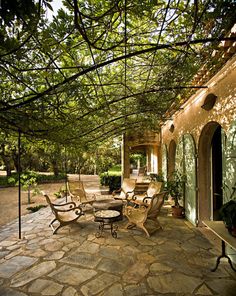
left=0, top=0, right=235, bottom=147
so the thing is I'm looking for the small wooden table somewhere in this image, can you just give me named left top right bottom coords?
left=93, top=199, right=123, bottom=221
left=203, top=220, right=236, bottom=272
left=94, top=210, right=120, bottom=238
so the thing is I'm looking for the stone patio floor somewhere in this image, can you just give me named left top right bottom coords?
left=0, top=176, right=236, bottom=296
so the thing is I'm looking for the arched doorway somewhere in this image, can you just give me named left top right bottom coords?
left=198, top=122, right=224, bottom=223
left=211, top=125, right=223, bottom=220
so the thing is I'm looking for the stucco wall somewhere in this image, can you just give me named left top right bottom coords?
left=162, top=54, right=236, bottom=147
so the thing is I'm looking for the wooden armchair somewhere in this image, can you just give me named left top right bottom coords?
left=112, top=178, right=136, bottom=202
left=132, top=181, right=163, bottom=203
left=67, top=178, right=96, bottom=206
left=44, top=194, right=84, bottom=234
left=124, top=191, right=168, bottom=237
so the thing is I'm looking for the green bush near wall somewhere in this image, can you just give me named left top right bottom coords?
left=100, top=173, right=121, bottom=193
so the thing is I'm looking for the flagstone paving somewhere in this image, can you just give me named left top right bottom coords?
left=0, top=191, right=236, bottom=295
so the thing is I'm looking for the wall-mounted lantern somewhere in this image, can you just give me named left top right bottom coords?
left=169, top=124, right=175, bottom=133
left=201, top=93, right=217, bottom=111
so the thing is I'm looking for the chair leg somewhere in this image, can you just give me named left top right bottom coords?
left=137, top=223, right=150, bottom=237
left=125, top=221, right=136, bottom=229
left=49, top=218, right=57, bottom=227
left=125, top=220, right=150, bottom=237
left=49, top=218, right=61, bottom=234
left=52, top=224, right=62, bottom=234
left=153, top=218, right=163, bottom=230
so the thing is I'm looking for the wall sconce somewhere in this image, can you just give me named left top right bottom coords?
left=169, top=124, right=175, bottom=133
left=201, top=93, right=217, bottom=111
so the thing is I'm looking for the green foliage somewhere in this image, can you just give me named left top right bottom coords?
left=0, top=0, right=37, bottom=26
left=0, top=0, right=235, bottom=146
left=149, top=173, right=164, bottom=182
left=0, top=172, right=66, bottom=187
left=99, top=172, right=121, bottom=192
left=0, top=171, right=39, bottom=191
left=165, top=170, right=186, bottom=207
left=54, top=185, right=67, bottom=198
left=20, top=171, right=38, bottom=189
left=0, top=173, right=15, bottom=186
left=27, top=204, right=47, bottom=213
left=36, top=173, right=66, bottom=183
left=108, top=165, right=121, bottom=173
left=219, top=200, right=236, bottom=234
left=130, top=153, right=146, bottom=168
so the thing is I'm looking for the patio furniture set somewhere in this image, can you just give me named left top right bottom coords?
left=44, top=179, right=236, bottom=272
left=44, top=177, right=167, bottom=238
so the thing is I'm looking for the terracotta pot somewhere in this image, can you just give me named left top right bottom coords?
left=172, top=206, right=185, bottom=218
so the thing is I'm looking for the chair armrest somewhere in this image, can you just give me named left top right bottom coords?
left=112, top=188, right=122, bottom=196
left=125, top=190, right=135, bottom=200
left=142, top=196, right=152, bottom=203
left=132, top=193, right=148, bottom=201
left=52, top=201, right=77, bottom=208
left=132, top=195, right=137, bottom=201
left=125, top=205, right=147, bottom=216
left=127, top=201, right=139, bottom=208
left=54, top=205, right=83, bottom=213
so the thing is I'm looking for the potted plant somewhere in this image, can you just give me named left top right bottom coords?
left=148, top=173, right=164, bottom=182
left=166, top=170, right=186, bottom=218
left=219, top=199, right=236, bottom=237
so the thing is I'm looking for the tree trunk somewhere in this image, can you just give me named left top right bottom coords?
left=52, top=161, right=59, bottom=176
left=5, top=161, right=12, bottom=176
left=1, top=155, right=12, bottom=176
left=0, top=144, right=12, bottom=176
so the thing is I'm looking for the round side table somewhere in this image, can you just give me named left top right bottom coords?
left=94, top=210, right=120, bottom=238
left=92, top=199, right=123, bottom=221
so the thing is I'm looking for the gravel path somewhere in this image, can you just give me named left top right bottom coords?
left=0, top=174, right=101, bottom=227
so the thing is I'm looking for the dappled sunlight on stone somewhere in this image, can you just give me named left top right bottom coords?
left=0, top=176, right=235, bottom=295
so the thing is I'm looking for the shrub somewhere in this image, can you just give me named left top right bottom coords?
left=100, top=172, right=121, bottom=193
left=148, top=173, right=164, bottom=182
left=36, top=173, right=66, bottom=183
left=219, top=199, right=236, bottom=236
left=27, top=205, right=47, bottom=212
left=54, top=185, right=67, bottom=198
left=0, top=172, right=66, bottom=187
left=109, top=164, right=121, bottom=173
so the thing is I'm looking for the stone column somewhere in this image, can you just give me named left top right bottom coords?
left=152, top=145, right=158, bottom=173
left=158, top=145, right=162, bottom=175
left=147, top=146, right=152, bottom=173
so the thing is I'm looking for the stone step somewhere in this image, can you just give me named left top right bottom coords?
left=134, top=182, right=149, bottom=194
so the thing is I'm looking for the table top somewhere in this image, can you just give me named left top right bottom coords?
left=203, top=220, right=236, bottom=250
left=94, top=210, right=120, bottom=219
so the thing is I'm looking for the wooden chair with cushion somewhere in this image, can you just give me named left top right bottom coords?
left=67, top=177, right=96, bottom=206
left=124, top=191, right=168, bottom=237
left=112, top=178, right=137, bottom=202
left=44, top=193, right=84, bottom=234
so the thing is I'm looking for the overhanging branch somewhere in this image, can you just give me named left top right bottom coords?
left=0, top=36, right=234, bottom=112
